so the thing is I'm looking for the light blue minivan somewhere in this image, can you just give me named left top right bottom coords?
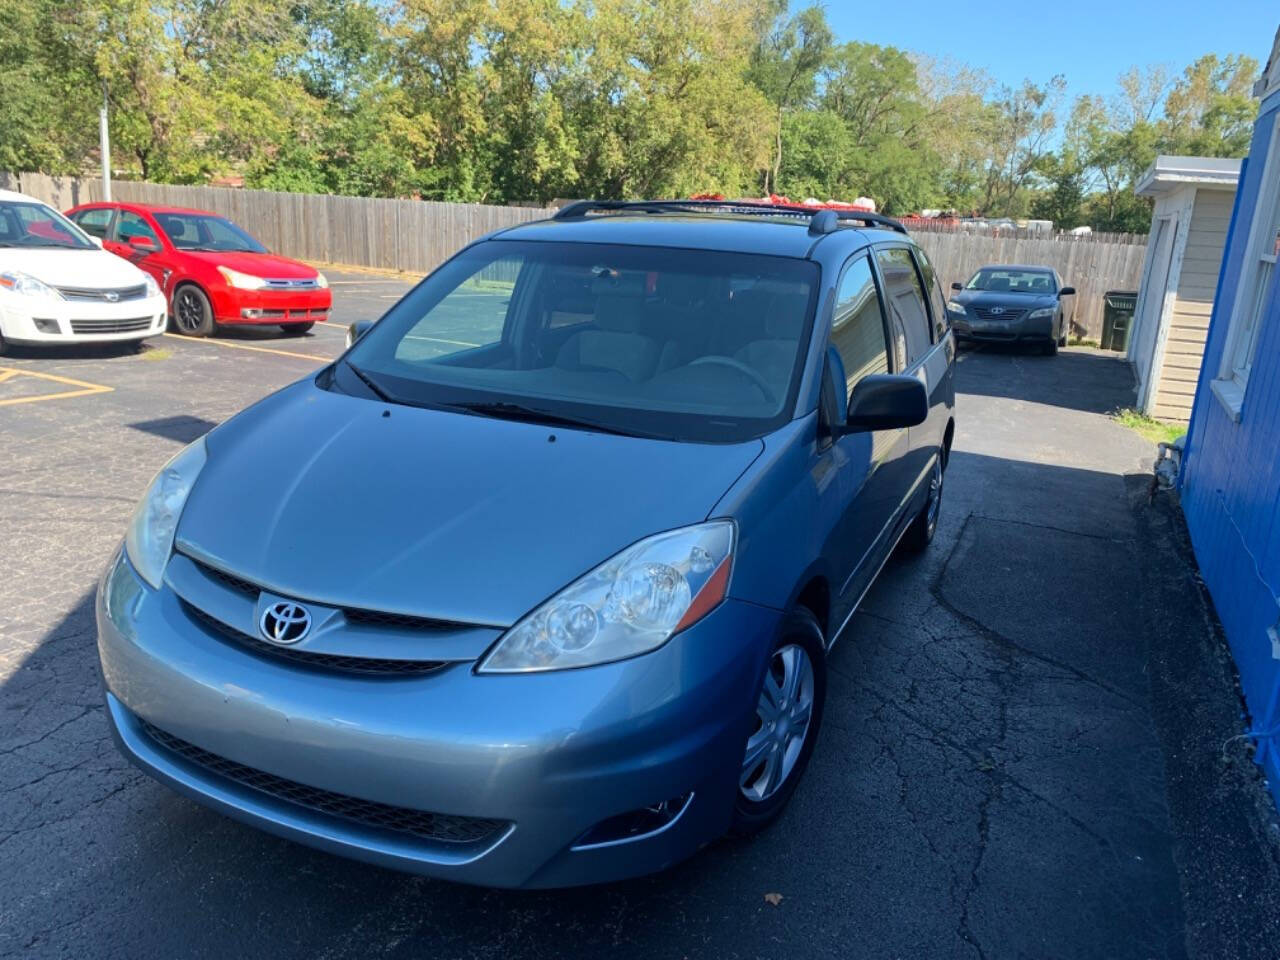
left=97, top=200, right=956, bottom=888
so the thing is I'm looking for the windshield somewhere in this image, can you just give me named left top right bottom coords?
left=965, top=268, right=1056, bottom=294
left=339, top=240, right=819, bottom=443
left=152, top=212, right=267, bottom=253
left=0, top=201, right=94, bottom=250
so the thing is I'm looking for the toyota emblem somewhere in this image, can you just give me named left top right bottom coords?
left=260, top=601, right=311, bottom=645
left=990, top=306, right=1005, bottom=315
left=105, top=291, right=120, bottom=302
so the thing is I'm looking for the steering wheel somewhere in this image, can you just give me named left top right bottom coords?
left=688, top=356, right=777, bottom=404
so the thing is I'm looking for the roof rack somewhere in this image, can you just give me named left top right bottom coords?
left=551, top=199, right=908, bottom=235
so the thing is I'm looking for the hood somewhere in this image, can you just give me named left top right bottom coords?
left=950, top=288, right=1058, bottom=312
left=177, top=379, right=763, bottom=626
left=184, top=250, right=318, bottom=279
left=0, top=248, right=148, bottom=288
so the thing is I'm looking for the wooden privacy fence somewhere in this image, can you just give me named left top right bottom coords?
left=3, top=172, right=546, bottom=276
left=4, top=172, right=1148, bottom=337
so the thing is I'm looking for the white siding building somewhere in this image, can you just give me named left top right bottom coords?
left=1128, top=156, right=1241, bottom=422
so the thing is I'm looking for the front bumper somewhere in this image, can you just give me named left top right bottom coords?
left=97, top=550, right=779, bottom=888
left=208, top=286, right=332, bottom=326
left=952, top=313, right=1054, bottom=343
left=0, top=292, right=168, bottom=344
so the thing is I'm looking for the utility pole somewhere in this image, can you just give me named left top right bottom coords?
left=99, top=82, right=111, bottom=202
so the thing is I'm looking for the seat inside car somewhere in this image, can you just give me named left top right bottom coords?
left=555, top=277, right=661, bottom=382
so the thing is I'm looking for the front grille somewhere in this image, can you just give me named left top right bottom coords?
left=973, top=306, right=1026, bottom=322
left=57, top=283, right=149, bottom=302
left=262, top=278, right=320, bottom=290
left=139, top=719, right=507, bottom=845
left=181, top=601, right=448, bottom=676
left=70, top=316, right=154, bottom=334
left=197, top=561, right=259, bottom=597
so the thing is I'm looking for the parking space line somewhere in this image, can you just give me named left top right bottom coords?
left=161, top=333, right=333, bottom=363
left=0, top=365, right=114, bottom=406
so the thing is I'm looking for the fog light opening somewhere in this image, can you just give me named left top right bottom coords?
left=33, top=318, right=60, bottom=334
left=571, top=792, right=694, bottom=850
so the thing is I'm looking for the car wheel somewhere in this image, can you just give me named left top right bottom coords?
left=901, top=452, right=944, bottom=554
left=730, top=608, right=826, bottom=837
left=280, top=323, right=315, bottom=336
left=0, top=331, right=8, bottom=357
left=1042, top=336, right=1058, bottom=356
left=172, top=285, right=215, bottom=337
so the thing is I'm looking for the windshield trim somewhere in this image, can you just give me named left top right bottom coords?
left=337, top=238, right=820, bottom=444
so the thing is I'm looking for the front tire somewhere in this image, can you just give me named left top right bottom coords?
left=172, top=285, right=215, bottom=337
left=730, top=609, right=826, bottom=836
left=1042, top=336, right=1058, bottom=356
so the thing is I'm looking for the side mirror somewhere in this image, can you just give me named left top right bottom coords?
left=1059, top=286, right=1076, bottom=297
left=345, top=320, right=374, bottom=349
left=951, top=281, right=963, bottom=291
left=845, top=374, right=928, bottom=432
left=128, top=235, right=158, bottom=252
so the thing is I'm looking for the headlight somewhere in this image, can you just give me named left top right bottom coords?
left=141, top=273, right=161, bottom=297
left=124, top=438, right=208, bottom=588
left=477, top=521, right=735, bottom=673
left=946, top=300, right=966, bottom=315
left=1027, top=307, right=1055, bottom=320
left=0, top=271, right=60, bottom=298
left=216, top=266, right=268, bottom=290
left=315, top=272, right=329, bottom=289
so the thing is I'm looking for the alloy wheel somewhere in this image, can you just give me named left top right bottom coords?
left=740, top=643, right=816, bottom=803
left=174, top=289, right=204, bottom=333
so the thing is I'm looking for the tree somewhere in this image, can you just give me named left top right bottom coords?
left=748, top=3, right=832, bottom=194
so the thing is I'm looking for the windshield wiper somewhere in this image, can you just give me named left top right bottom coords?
left=344, top=360, right=395, bottom=403
left=444, top=400, right=652, bottom=438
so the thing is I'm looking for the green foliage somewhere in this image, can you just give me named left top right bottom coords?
left=0, top=0, right=1262, bottom=226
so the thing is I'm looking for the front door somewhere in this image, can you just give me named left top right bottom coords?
left=825, top=252, right=909, bottom=636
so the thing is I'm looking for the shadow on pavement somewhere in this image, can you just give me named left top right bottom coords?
left=954, top=344, right=1137, bottom=415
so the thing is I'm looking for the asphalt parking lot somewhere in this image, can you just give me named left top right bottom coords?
left=4, top=275, right=1280, bottom=959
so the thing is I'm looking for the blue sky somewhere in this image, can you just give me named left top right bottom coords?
left=824, top=0, right=1277, bottom=102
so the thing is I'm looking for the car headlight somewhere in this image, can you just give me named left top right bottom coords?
left=216, top=266, right=268, bottom=290
left=1027, top=307, right=1055, bottom=320
left=946, top=300, right=966, bottom=316
left=141, top=273, right=161, bottom=297
left=477, top=521, right=735, bottom=673
left=315, top=272, right=329, bottom=289
left=0, top=271, right=60, bottom=298
left=124, top=438, right=208, bottom=589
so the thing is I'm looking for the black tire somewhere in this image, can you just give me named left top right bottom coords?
left=901, top=451, right=944, bottom=554
left=1042, top=336, right=1058, bottom=356
left=730, top=608, right=827, bottom=837
left=0, top=331, right=8, bottom=357
left=172, top=284, right=215, bottom=337
left=280, top=322, right=315, bottom=336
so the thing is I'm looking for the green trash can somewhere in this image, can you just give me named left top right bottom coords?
left=1100, top=291, right=1137, bottom=352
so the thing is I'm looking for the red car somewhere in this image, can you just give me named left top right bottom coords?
left=64, top=202, right=332, bottom=337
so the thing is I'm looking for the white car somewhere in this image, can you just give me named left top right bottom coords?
left=0, top=190, right=168, bottom=354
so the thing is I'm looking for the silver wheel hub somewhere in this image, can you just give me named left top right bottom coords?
left=740, top=643, right=815, bottom=803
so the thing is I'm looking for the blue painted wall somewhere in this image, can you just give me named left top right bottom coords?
left=1181, top=90, right=1280, bottom=802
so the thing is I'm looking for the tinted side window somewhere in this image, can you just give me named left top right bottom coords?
left=912, top=246, right=949, bottom=341
left=831, top=255, right=890, bottom=392
left=114, top=211, right=158, bottom=245
left=874, top=246, right=931, bottom=363
left=73, top=208, right=113, bottom=238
